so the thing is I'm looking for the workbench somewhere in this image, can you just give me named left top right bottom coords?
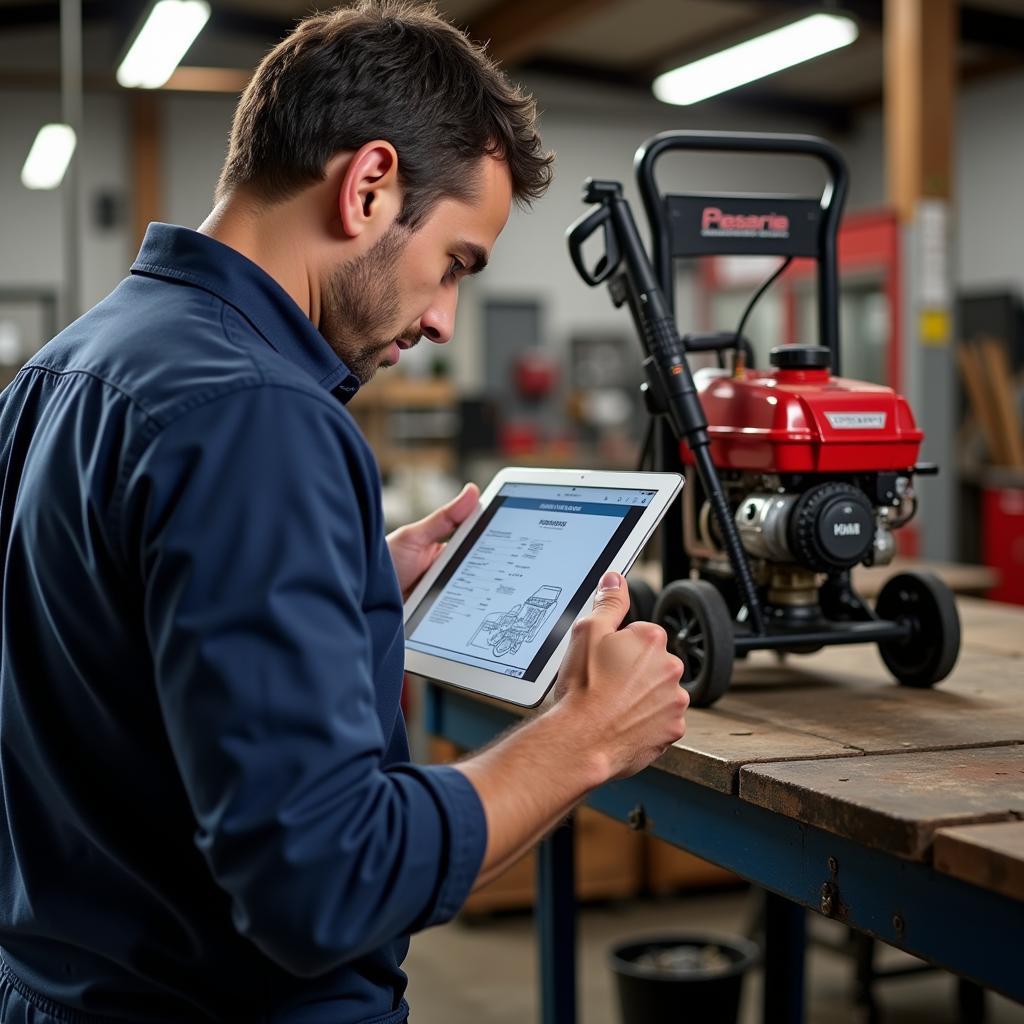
left=425, top=594, right=1024, bottom=1023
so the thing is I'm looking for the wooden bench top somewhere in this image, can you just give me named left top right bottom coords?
left=648, top=596, right=1024, bottom=872
left=738, top=745, right=1024, bottom=860
left=933, top=821, right=1024, bottom=901
left=431, top=580, right=1024, bottom=884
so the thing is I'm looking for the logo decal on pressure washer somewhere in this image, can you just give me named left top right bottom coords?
left=701, top=206, right=790, bottom=239
left=825, top=412, right=887, bottom=430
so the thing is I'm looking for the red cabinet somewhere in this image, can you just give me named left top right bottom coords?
left=983, top=486, right=1024, bottom=605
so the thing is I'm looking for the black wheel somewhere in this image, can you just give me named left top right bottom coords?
left=623, top=577, right=658, bottom=626
left=698, top=571, right=745, bottom=620
left=875, top=571, right=960, bottom=687
left=653, top=580, right=734, bottom=707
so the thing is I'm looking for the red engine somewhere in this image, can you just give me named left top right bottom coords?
left=686, top=354, right=922, bottom=474
left=681, top=345, right=920, bottom=587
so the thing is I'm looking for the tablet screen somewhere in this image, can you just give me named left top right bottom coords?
left=405, top=482, right=657, bottom=681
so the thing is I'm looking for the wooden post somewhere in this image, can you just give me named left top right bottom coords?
left=884, top=0, right=959, bottom=560
left=131, top=91, right=162, bottom=250
left=885, top=0, right=956, bottom=221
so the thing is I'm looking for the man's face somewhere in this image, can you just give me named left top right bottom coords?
left=320, top=155, right=513, bottom=384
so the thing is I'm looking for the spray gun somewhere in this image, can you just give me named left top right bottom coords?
left=567, top=178, right=765, bottom=633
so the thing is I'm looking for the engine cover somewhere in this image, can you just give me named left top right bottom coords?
left=790, top=482, right=875, bottom=571
left=681, top=358, right=923, bottom=473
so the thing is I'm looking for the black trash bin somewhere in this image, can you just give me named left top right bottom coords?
left=609, top=933, right=759, bottom=1024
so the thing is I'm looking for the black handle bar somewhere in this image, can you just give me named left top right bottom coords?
left=634, top=130, right=848, bottom=373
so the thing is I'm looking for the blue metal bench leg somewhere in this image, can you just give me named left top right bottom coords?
left=537, top=814, right=577, bottom=1024
left=763, top=891, right=806, bottom=1024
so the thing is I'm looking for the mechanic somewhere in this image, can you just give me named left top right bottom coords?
left=0, top=2, right=688, bottom=1021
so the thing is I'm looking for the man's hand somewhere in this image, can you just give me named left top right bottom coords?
left=386, top=483, right=479, bottom=599
left=454, top=570, right=688, bottom=889
left=554, top=571, right=688, bottom=779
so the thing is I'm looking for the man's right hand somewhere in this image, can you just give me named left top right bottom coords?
left=454, top=569, right=688, bottom=892
left=553, top=571, right=688, bottom=780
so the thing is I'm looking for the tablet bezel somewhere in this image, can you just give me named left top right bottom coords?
left=402, top=467, right=683, bottom=708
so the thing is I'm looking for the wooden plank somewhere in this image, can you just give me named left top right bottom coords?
left=940, top=648, right=1024, bottom=694
left=740, top=745, right=1024, bottom=860
left=853, top=558, right=997, bottom=598
left=957, top=342, right=1010, bottom=465
left=633, top=568, right=1006, bottom=627
left=713, top=645, right=1024, bottom=758
left=933, top=821, right=1024, bottom=902
left=131, top=92, right=161, bottom=251
left=958, top=595, right=1024, bottom=658
left=961, top=627, right=1024, bottom=660
left=653, top=707, right=859, bottom=794
left=469, top=0, right=621, bottom=65
left=163, top=66, right=251, bottom=94
left=758, top=641, right=1022, bottom=697
left=977, top=336, right=1024, bottom=470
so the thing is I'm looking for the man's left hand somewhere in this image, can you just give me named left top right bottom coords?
left=387, top=483, right=480, bottom=599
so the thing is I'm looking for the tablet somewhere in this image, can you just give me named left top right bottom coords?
left=403, top=467, right=683, bottom=707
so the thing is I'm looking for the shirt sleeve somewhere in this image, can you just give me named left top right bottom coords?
left=121, top=383, right=486, bottom=977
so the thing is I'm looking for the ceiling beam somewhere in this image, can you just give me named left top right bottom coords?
left=5, top=0, right=1024, bottom=59
left=751, top=0, right=1024, bottom=55
left=0, top=1, right=297, bottom=39
left=521, top=56, right=854, bottom=132
left=467, top=0, right=622, bottom=66
left=205, top=7, right=295, bottom=42
left=0, top=67, right=250, bottom=94
left=0, top=69, right=112, bottom=90
left=162, top=66, right=251, bottom=93
left=743, top=0, right=883, bottom=26
left=960, top=5, right=1024, bottom=54
left=637, top=11, right=772, bottom=78
left=110, top=0, right=152, bottom=68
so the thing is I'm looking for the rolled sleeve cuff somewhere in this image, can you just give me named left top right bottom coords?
left=410, top=764, right=487, bottom=926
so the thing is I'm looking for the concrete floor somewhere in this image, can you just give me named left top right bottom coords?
left=404, top=887, right=1024, bottom=1024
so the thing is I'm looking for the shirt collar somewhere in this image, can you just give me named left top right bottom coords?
left=130, top=223, right=361, bottom=403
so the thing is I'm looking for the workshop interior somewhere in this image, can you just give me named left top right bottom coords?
left=3, top=0, right=1024, bottom=1023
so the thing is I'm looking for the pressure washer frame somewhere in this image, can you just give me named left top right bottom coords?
left=566, top=131, right=952, bottom=695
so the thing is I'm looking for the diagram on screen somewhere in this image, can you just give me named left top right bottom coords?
left=469, top=586, right=563, bottom=658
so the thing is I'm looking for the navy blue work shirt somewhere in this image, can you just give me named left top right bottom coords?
left=0, top=224, right=486, bottom=1023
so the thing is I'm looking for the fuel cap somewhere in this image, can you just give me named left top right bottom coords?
left=770, top=345, right=832, bottom=370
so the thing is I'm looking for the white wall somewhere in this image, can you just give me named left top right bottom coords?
left=957, top=69, right=1024, bottom=295
left=0, top=89, right=130, bottom=313
left=163, top=93, right=236, bottom=228
left=840, top=107, right=885, bottom=213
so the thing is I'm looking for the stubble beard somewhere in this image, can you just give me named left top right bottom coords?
left=319, top=224, right=411, bottom=385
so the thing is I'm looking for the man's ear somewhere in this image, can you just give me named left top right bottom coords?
left=336, top=141, right=401, bottom=240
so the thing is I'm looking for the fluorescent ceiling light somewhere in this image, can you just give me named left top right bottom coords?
left=21, top=123, right=77, bottom=190
left=117, top=0, right=211, bottom=89
left=653, top=13, right=859, bottom=106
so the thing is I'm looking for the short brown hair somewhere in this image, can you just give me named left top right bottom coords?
left=217, top=0, right=553, bottom=226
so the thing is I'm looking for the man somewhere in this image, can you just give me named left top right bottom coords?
left=0, top=2, right=687, bottom=1021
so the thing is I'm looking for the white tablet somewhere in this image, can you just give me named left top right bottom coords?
left=403, top=467, right=683, bottom=707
